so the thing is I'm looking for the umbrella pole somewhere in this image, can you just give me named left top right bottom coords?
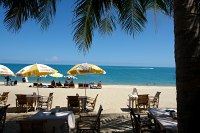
left=84, top=76, right=86, bottom=96
left=37, top=76, right=39, bottom=95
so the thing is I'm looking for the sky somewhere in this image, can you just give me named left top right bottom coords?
left=0, top=1, right=175, bottom=67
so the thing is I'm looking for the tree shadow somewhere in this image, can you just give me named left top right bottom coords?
left=100, top=113, right=132, bottom=133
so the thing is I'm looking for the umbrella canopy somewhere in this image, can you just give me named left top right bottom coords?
left=67, top=63, right=106, bottom=96
left=16, top=65, right=33, bottom=76
left=67, top=63, right=106, bottom=76
left=18, top=64, right=58, bottom=95
left=22, top=64, right=58, bottom=77
left=0, top=64, right=15, bottom=76
left=49, top=72, right=63, bottom=78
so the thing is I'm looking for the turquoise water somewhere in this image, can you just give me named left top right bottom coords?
left=0, top=63, right=176, bottom=86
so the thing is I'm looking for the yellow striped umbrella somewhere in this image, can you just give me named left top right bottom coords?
left=23, top=64, right=57, bottom=77
left=67, top=63, right=106, bottom=96
left=67, top=63, right=106, bottom=76
left=19, top=64, right=58, bottom=95
left=16, top=65, right=33, bottom=76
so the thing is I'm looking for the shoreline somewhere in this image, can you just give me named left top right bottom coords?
left=0, top=82, right=177, bottom=114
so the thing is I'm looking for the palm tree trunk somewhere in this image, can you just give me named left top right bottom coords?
left=174, top=0, right=200, bottom=132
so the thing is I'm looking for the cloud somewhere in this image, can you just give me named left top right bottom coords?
left=45, top=56, right=60, bottom=62
left=51, top=56, right=59, bottom=61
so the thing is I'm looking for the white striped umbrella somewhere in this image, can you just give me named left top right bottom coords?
left=0, top=64, right=15, bottom=76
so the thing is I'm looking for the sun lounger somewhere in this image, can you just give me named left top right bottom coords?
left=56, top=82, right=62, bottom=87
left=69, top=83, right=75, bottom=88
left=78, top=83, right=84, bottom=88
left=78, top=83, right=89, bottom=89
left=63, top=83, right=69, bottom=88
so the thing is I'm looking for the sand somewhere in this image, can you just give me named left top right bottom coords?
left=0, top=82, right=177, bottom=133
left=0, top=82, right=177, bottom=114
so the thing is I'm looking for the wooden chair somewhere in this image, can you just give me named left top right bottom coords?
left=149, top=92, right=161, bottom=108
left=0, top=104, right=10, bottom=133
left=16, top=94, right=35, bottom=113
left=37, top=93, right=53, bottom=110
left=86, top=94, right=98, bottom=112
left=127, top=105, right=157, bottom=133
left=67, top=96, right=80, bottom=114
left=18, top=119, right=47, bottom=133
left=0, top=92, right=9, bottom=105
left=76, top=105, right=103, bottom=133
left=136, top=94, right=149, bottom=113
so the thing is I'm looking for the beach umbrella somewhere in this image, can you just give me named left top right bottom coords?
left=20, top=64, right=58, bottom=94
left=49, top=72, right=63, bottom=78
left=16, top=65, right=33, bottom=76
left=0, top=64, right=15, bottom=76
left=67, top=63, right=106, bottom=96
left=0, top=64, right=15, bottom=85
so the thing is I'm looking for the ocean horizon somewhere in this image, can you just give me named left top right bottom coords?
left=0, top=63, right=176, bottom=86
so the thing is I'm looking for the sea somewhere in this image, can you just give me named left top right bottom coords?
left=0, top=63, right=176, bottom=86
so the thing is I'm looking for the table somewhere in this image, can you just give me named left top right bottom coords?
left=128, top=94, right=138, bottom=108
left=148, top=108, right=178, bottom=133
left=28, top=110, right=75, bottom=133
left=15, top=94, right=41, bottom=112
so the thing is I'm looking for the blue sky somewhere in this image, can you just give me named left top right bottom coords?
left=0, top=1, right=174, bottom=67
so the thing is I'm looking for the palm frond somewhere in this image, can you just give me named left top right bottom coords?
left=2, top=0, right=57, bottom=32
left=118, top=0, right=147, bottom=37
left=73, top=0, right=108, bottom=54
left=36, top=0, right=57, bottom=30
left=98, top=13, right=116, bottom=35
left=98, top=0, right=116, bottom=36
left=3, top=0, right=33, bottom=32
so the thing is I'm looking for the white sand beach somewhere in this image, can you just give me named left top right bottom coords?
left=0, top=82, right=177, bottom=133
left=0, top=82, right=177, bottom=114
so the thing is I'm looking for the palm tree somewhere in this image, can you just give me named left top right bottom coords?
left=174, top=0, right=200, bottom=132
left=1, top=0, right=200, bottom=132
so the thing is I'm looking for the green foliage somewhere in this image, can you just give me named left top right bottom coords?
left=1, top=0, right=57, bottom=32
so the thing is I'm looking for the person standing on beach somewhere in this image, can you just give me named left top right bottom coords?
left=5, top=76, right=10, bottom=85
